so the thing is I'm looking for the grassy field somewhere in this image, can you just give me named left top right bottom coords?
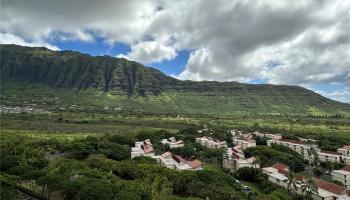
left=1, top=112, right=350, bottom=146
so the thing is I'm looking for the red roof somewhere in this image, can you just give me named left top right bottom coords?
left=273, top=163, right=289, bottom=171
left=342, top=165, right=350, bottom=172
left=316, top=179, right=347, bottom=195
left=190, top=160, right=202, bottom=169
left=278, top=169, right=288, bottom=175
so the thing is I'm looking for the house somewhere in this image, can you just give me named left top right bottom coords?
left=196, top=136, right=227, bottom=148
left=332, top=166, right=350, bottom=189
left=338, top=145, right=350, bottom=165
left=317, top=150, right=342, bottom=163
left=161, top=137, right=184, bottom=148
left=262, top=163, right=290, bottom=188
left=233, top=138, right=256, bottom=150
left=154, top=151, right=203, bottom=171
left=222, top=147, right=259, bottom=173
left=131, top=139, right=155, bottom=158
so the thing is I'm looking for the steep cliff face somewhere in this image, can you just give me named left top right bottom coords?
left=1, top=44, right=349, bottom=115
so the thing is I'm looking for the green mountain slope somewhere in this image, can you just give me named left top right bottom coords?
left=1, top=44, right=349, bottom=115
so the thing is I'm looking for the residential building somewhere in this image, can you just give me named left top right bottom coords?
left=318, top=150, right=342, bottom=163
left=223, top=147, right=259, bottom=173
left=154, top=151, right=203, bottom=171
left=131, top=139, right=155, bottom=158
left=233, top=138, right=256, bottom=150
left=262, top=163, right=350, bottom=200
left=262, top=163, right=290, bottom=188
left=332, top=166, right=350, bottom=189
left=253, top=131, right=282, bottom=140
left=267, top=138, right=318, bottom=161
left=338, top=145, right=350, bottom=165
left=313, top=179, right=349, bottom=200
left=161, top=137, right=184, bottom=148
left=196, top=136, right=227, bottom=148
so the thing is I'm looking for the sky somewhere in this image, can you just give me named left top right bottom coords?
left=1, top=0, right=349, bottom=103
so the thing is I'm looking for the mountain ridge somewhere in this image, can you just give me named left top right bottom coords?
left=1, top=44, right=349, bottom=115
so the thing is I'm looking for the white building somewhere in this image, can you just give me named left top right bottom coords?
left=161, top=137, right=184, bottom=148
left=262, top=163, right=350, bottom=200
left=154, top=151, right=203, bottom=171
left=223, top=147, right=259, bottom=173
left=131, top=139, right=155, bottom=158
left=233, top=138, right=256, bottom=150
left=253, top=131, right=282, bottom=140
left=338, top=145, right=350, bottom=165
left=267, top=138, right=318, bottom=161
left=317, top=150, right=342, bottom=163
left=332, top=166, right=350, bottom=189
left=196, top=136, right=227, bottom=148
left=262, top=163, right=290, bottom=188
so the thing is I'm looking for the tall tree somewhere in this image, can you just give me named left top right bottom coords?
left=151, top=176, right=173, bottom=200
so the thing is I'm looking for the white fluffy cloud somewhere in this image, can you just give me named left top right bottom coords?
left=1, top=0, right=350, bottom=102
left=0, top=33, right=59, bottom=50
left=117, top=40, right=177, bottom=64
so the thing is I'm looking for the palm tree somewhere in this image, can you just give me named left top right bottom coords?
left=301, top=178, right=318, bottom=200
left=286, top=171, right=297, bottom=194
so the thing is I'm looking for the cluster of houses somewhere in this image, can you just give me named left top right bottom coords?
left=130, top=129, right=350, bottom=199
left=226, top=130, right=350, bottom=199
left=262, top=163, right=350, bottom=200
left=223, top=130, right=259, bottom=173
left=130, top=137, right=203, bottom=171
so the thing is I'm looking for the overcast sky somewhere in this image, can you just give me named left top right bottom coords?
left=1, top=0, right=349, bottom=103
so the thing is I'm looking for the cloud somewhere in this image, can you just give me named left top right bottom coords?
left=117, top=40, right=177, bottom=64
left=1, top=0, right=350, bottom=101
left=0, top=33, right=59, bottom=50
left=1, top=0, right=159, bottom=44
left=315, top=88, right=350, bottom=103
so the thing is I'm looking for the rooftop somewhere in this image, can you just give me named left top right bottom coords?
left=339, top=144, right=350, bottom=150
left=316, top=178, right=347, bottom=195
left=272, top=163, right=289, bottom=171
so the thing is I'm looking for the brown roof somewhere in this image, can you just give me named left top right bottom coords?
left=316, top=179, right=347, bottom=195
left=172, top=155, right=186, bottom=163
left=342, top=165, right=350, bottom=172
left=273, top=163, right=289, bottom=171
left=190, top=159, right=202, bottom=169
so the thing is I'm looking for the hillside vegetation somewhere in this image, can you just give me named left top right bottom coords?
left=1, top=44, right=349, bottom=116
